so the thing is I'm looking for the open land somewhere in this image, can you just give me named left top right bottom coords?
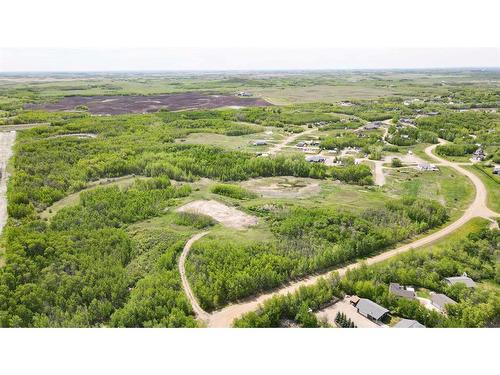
left=0, top=69, right=498, bottom=328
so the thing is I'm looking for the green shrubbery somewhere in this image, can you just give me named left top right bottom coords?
left=210, top=183, right=257, bottom=200
left=173, top=212, right=216, bottom=229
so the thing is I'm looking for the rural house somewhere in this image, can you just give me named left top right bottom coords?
left=417, top=163, right=439, bottom=171
left=431, top=293, right=457, bottom=313
left=356, top=298, right=389, bottom=322
left=253, top=140, right=267, bottom=146
left=305, top=155, right=326, bottom=163
left=394, top=319, right=425, bottom=328
left=389, top=283, right=416, bottom=300
left=444, top=273, right=476, bottom=288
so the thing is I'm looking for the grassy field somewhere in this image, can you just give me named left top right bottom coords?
left=384, top=165, right=475, bottom=219
left=465, top=165, right=500, bottom=213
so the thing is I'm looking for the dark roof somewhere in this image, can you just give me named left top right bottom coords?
left=305, top=155, right=325, bottom=162
left=389, top=283, right=416, bottom=300
left=356, top=298, right=389, bottom=320
left=445, top=276, right=476, bottom=288
left=431, top=293, right=457, bottom=311
left=394, top=319, right=425, bottom=328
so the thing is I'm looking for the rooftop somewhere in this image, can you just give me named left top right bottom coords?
left=445, top=275, right=476, bottom=288
left=389, top=283, right=416, bottom=299
left=356, top=298, right=389, bottom=320
left=394, top=319, right=425, bottom=328
left=431, top=293, right=457, bottom=311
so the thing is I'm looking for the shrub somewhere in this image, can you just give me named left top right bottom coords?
left=210, top=183, right=257, bottom=200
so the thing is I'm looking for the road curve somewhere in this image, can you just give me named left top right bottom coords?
left=181, top=138, right=498, bottom=327
left=178, top=231, right=210, bottom=322
left=267, top=127, right=318, bottom=155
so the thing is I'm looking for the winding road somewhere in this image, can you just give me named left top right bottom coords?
left=178, top=231, right=210, bottom=322
left=267, top=127, right=318, bottom=155
left=179, top=138, right=498, bottom=327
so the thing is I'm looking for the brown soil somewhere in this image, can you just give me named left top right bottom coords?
left=25, top=93, right=271, bottom=115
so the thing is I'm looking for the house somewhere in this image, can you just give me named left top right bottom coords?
left=394, top=319, right=425, bottom=328
left=471, top=148, right=486, bottom=162
left=253, top=140, right=267, bottom=146
left=427, top=111, right=440, bottom=116
left=356, top=298, right=389, bottom=322
left=399, top=118, right=416, bottom=125
left=417, top=163, right=439, bottom=171
left=389, top=283, right=416, bottom=300
left=305, top=155, right=326, bottom=163
left=236, top=91, right=252, bottom=97
left=364, top=122, right=382, bottom=130
left=431, top=293, right=457, bottom=313
left=472, top=147, right=486, bottom=161
left=493, top=166, right=500, bottom=175
left=296, top=141, right=306, bottom=148
left=444, top=273, right=476, bottom=288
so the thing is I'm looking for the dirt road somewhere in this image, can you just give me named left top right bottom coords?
left=178, top=138, right=498, bottom=327
left=267, top=127, right=317, bottom=155
left=0, top=131, right=16, bottom=235
left=178, top=231, right=210, bottom=322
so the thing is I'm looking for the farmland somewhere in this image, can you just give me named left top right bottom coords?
left=0, top=69, right=498, bottom=328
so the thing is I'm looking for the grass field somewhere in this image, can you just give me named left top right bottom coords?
left=465, top=165, right=500, bottom=213
left=384, top=165, right=475, bottom=219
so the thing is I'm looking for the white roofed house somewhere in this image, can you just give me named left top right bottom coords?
left=253, top=140, right=267, bottom=146
left=444, top=273, right=476, bottom=288
left=417, top=163, right=439, bottom=171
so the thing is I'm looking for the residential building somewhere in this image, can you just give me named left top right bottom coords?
left=444, top=273, right=476, bottom=288
left=389, top=283, right=416, bottom=300
left=356, top=298, right=389, bottom=322
left=431, top=293, right=457, bottom=313
left=394, top=319, right=425, bottom=328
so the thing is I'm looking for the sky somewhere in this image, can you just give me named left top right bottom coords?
left=0, top=0, right=499, bottom=72
left=1, top=48, right=499, bottom=72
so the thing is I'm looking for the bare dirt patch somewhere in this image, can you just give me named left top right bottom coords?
left=25, top=93, right=271, bottom=115
left=176, top=200, right=258, bottom=229
left=241, top=177, right=321, bottom=198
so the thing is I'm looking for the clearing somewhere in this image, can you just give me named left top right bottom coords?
left=176, top=200, right=258, bottom=229
left=241, top=177, right=321, bottom=198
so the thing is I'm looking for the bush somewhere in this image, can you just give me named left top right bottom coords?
left=210, top=183, right=257, bottom=200
left=173, top=212, right=216, bottom=229
left=391, top=158, right=403, bottom=168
